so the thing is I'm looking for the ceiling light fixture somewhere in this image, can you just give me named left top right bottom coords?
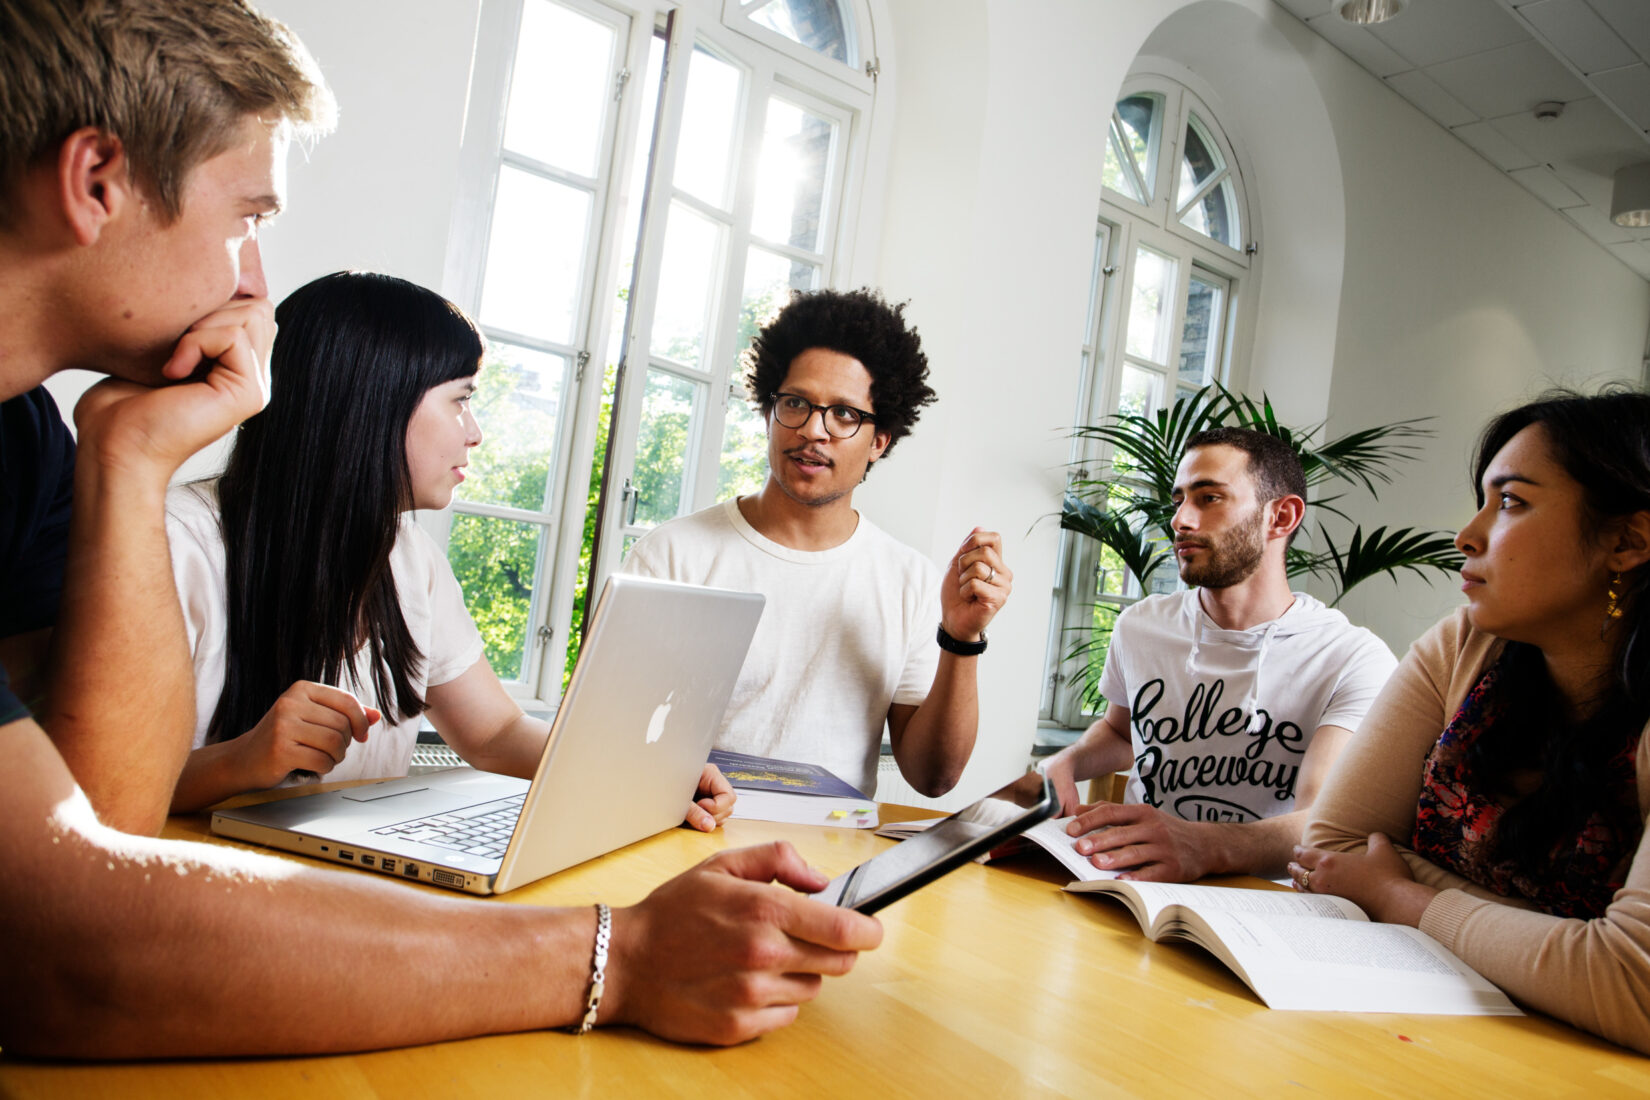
left=1338, top=0, right=1406, bottom=24
left=1611, top=164, right=1650, bottom=228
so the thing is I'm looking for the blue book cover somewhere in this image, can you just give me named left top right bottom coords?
left=709, top=749, right=871, bottom=801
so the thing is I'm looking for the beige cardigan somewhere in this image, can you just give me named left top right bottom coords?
left=1304, top=608, right=1650, bottom=1054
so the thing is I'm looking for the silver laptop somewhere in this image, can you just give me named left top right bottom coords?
left=211, top=574, right=763, bottom=894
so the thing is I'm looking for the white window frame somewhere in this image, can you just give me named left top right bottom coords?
left=592, top=2, right=875, bottom=593
left=1042, top=71, right=1258, bottom=730
left=437, top=0, right=880, bottom=710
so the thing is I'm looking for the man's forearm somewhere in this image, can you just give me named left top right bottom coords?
left=1197, top=809, right=1310, bottom=879
left=44, top=463, right=195, bottom=835
left=1061, top=721, right=1136, bottom=784
left=891, top=654, right=978, bottom=797
left=4, top=739, right=588, bottom=1057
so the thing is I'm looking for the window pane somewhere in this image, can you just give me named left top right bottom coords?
left=674, top=47, right=743, bottom=208
left=502, top=0, right=614, bottom=175
left=1096, top=542, right=1130, bottom=599
left=479, top=166, right=591, bottom=342
left=650, top=202, right=725, bottom=368
left=1082, top=601, right=1121, bottom=711
left=1118, top=362, right=1161, bottom=418
left=1102, top=123, right=1141, bottom=203
left=1180, top=114, right=1224, bottom=194
left=1178, top=115, right=1240, bottom=248
left=718, top=248, right=818, bottom=500
left=1113, top=94, right=1160, bottom=201
left=446, top=513, right=544, bottom=681
left=1124, top=246, right=1176, bottom=365
left=632, top=370, right=699, bottom=526
left=745, top=0, right=849, bottom=63
left=1181, top=176, right=1239, bottom=249
left=1178, top=274, right=1225, bottom=390
left=741, top=246, right=816, bottom=338
left=459, top=341, right=567, bottom=511
left=751, top=97, right=836, bottom=252
left=719, top=390, right=767, bottom=500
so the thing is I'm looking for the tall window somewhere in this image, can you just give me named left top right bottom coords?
left=1041, top=76, right=1255, bottom=729
left=439, top=0, right=877, bottom=707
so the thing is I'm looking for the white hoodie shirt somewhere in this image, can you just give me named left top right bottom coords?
left=1097, top=589, right=1397, bottom=823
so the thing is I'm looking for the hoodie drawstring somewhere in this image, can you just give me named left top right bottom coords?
left=1243, top=619, right=1282, bottom=732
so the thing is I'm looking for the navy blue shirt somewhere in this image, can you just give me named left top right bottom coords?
left=0, top=386, right=76, bottom=723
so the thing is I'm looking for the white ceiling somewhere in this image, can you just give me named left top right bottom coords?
left=1275, top=0, right=1650, bottom=281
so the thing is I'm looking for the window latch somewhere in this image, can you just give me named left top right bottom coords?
left=613, top=67, right=631, bottom=103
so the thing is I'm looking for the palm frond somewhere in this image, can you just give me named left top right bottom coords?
left=1303, top=420, right=1432, bottom=494
left=1060, top=493, right=1172, bottom=590
left=1287, top=523, right=1463, bottom=602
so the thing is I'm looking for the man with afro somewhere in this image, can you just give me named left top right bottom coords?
left=623, top=288, right=1012, bottom=799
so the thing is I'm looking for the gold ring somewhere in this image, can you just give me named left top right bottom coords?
left=1300, top=869, right=1313, bottom=891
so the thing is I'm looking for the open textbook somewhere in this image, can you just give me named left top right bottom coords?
left=1065, top=879, right=1520, bottom=1016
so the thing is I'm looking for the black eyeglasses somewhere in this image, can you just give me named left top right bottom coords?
left=770, top=392, right=877, bottom=439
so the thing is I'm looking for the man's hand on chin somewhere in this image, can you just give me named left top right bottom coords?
left=74, top=297, right=275, bottom=479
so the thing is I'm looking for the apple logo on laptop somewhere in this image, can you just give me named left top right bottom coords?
left=645, top=691, right=676, bottom=744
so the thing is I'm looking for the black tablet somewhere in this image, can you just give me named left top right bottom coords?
left=817, top=772, right=1058, bottom=913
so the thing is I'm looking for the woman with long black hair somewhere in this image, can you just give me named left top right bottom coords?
left=165, top=271, right=731, bottom=828
left=1293, top=387, right=1650, bottom=1053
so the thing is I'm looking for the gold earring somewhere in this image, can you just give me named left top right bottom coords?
left=1606, top=572, right=1624, bottom=620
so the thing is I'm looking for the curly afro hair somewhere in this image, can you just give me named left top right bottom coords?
left=742, top=288, right=936, bottom=460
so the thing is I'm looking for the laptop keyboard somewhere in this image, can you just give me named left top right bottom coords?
left=371, top=793, right=525, bottom=859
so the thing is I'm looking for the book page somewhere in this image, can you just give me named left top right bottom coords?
left=1016, top=817, right=1122, bottom=882
left=1064, top=880, right=1366, bottom=934
left=1189, top=910, right=1520, bottom=1016
left=1132, top=882, right=1367, bottom=925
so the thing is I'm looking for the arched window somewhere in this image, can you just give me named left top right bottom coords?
left=440, top=0, right=879, bottom=706
left=733, top=0, right=858, bottom=66
left=1043, top=74, right=1257, bottom=729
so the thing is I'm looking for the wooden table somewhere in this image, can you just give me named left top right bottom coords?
left=3, top=805, right=1647, bottom=1098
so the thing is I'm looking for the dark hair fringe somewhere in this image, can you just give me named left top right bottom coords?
left=741, top=287, right=936, bottom=462
left=1465, top=386, right=1650, bottom=873
left=205, top=271, right=482, bottom=744
left=1184, top=426, right=1308, bottom=547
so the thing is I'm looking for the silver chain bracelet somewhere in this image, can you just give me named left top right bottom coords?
left=573, top=902, right=610, bottom=1034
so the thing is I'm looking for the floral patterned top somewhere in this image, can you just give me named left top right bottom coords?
left=1412, top=661, right=1643, bottom=919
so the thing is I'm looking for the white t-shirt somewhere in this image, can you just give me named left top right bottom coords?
left=166, top=482, right=485, bottom=783
left=1098, top=589, right=1397, bottom=824
left=621, top=498, right=940, bottom=796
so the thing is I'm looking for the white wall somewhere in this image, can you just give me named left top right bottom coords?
left=1303, top=35, right=1650, bottom=650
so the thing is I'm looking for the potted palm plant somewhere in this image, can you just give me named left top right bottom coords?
left=1058, top=383, right=1460, bottom=711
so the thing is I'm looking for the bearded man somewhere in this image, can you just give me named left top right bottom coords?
left=1038, top=428, right=1396, bottom=882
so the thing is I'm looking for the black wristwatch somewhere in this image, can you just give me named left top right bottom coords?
left=936, top=624, right=988, bottom=656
